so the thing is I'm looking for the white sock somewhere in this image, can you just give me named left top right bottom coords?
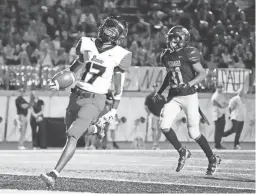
left=52, top=169, right=59, bottom=177
left=93, top=125, right=98, bottom=133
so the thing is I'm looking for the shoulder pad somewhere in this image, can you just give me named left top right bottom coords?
left=76, top=37, right=95, bottom=55
left=185, top=46, right=201, bottom=64
left=160, top=49, right=169, bottom=57
left=115, top=45, right=130, bottom=54
left=112, top=46, right=132, bottom=72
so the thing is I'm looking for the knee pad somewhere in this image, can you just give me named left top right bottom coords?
left=161, top=127, right=170, bottom=133
left=159, top=101, right=181, bottom=130
left=188, top=126, right=201, bottom=140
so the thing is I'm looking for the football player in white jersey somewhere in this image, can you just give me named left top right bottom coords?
left=40, top=16, right=132, bottom=188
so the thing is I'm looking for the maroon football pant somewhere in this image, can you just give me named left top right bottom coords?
left=65, top=92, right=106, bottom=140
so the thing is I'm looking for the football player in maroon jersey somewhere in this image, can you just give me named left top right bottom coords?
left=154, top=25, right=221, bottom=175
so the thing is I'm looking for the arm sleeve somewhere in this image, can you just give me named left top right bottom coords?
left=118, top=52, right=132, bottom=72
left=157, top=73, right=169, bottom=94
left=75, top=38, right=82, bottom=56
left=69, top=56, right=83, bottom=73
left=187, top=47, right=201, bottom=64
left=76, top=38, right=89, bottom=62
left=69, top=38, right=85, bottom=73
left=112, top=72, right=126, bottom=100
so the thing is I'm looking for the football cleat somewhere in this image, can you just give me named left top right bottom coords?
left=40, top=172, right=57, bottom=188
left=206, top=154, right=221, bottom=175
left=176, top=148, right=191, bottom=172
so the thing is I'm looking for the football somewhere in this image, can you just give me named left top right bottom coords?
left=51, top=70, right=75, bottom=89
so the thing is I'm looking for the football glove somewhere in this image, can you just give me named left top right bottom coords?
left=48, top=80, right=60, bottom=90
left=152, top=93, right=162, bottom=103
left=179, top=83, right=190, bottom=89
left=97, top=109, right=117, bottom=127
left=88, top=124, right=106, bottom=140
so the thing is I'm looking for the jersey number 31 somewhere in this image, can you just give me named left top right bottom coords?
left=81, top=62, right=106, bottom=84
left=169, top=67, right=184, bottom=86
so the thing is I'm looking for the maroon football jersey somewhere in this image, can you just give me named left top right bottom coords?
left=160, top=46, right=201, bottom=96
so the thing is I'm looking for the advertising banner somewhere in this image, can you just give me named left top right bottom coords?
left=123, top=67, right=140, bottom=91
left=113, top=97, right=255, bottom=143
left=124, top=67, right=252, bottom=93
left=138, top=67, right=167, bottom=92
left=4, top=96, right=255, bottom=143
left=3, top=94, right=255, bottom=143
left=217, top=68, right=251, bottom=93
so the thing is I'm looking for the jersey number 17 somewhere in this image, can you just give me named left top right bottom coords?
left=81, top=62, right=106, bottom=84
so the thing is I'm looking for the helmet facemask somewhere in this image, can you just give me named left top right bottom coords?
left=167, top=33, right=186, bottom=51
left=166, top=26, right=190, bottom=51
left=97, top=18, right=128, bottom=46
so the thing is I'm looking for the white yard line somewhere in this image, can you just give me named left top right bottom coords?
left=1, top=174, right=253, bottom=192
left=0, top=173, right=255, bottom=194
left=61, top=176, right=256, bottom=191
left=0, top=154, right=255, bottom=163
left=0, top=150, right=254, bottom=193
left=1, top=158, right=255, bottom=172
left=0, top=160, right=254, bottom=177
left=0, top=190, right=93, bottom=194
left=0, top=149, right=255, bottom=153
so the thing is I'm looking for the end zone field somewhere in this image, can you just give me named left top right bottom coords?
left=0, top=149, right=255, bottom=193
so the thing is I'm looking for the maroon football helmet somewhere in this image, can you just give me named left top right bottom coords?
left=166, top=25, right=190, bottom=51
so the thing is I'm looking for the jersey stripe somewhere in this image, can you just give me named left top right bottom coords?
left=76, top=39, right=82, bottom=55
left=113, top=72, right=125, bottom=100
left=70, top=57, right=82, bottom=73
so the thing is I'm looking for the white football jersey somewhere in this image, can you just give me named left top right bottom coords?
left=74, top=37, right=131, bottom=94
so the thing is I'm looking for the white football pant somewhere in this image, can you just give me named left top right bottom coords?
left=160, top=93, right=201, bottom=139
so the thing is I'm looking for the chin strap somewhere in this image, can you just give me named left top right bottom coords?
left=95, top=38, right=116, bottom=49
left=95, top=38, right=103, bottom=48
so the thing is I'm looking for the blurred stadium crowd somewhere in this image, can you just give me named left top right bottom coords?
left=0, top=0, right=255, bottom=90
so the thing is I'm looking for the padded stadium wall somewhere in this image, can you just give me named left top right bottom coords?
left=0, top=93, right=254, bottom=143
